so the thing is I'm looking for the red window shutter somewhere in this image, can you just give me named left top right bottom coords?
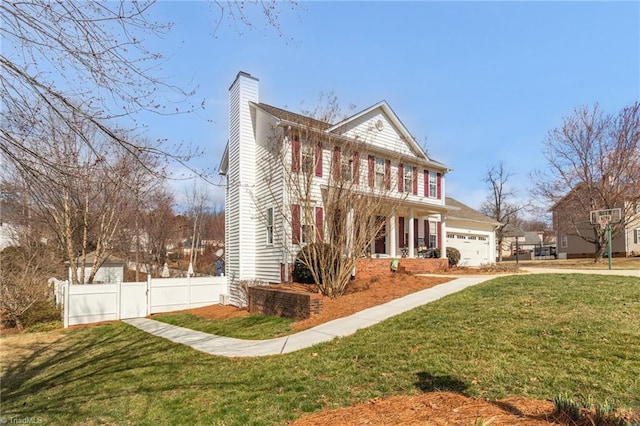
left=413, top=220, right=418, bottom=247
left=292, top=204, right=301, bottom=244
left=315, top=207, right=324, bottom=241
left=368, top=155, right=375, bottom=187
left=424, top=170, right=429, bottom=197
left=413, top=166, right=418, bottom=195
left=292, top=136, right=300, bottom=173
left=385, top=159, right=391, bottom=190
left=437, top=173, right=442, bottom=199
left=399, top=217, right=405, bottom=247
left=437, top=221, right=442, bottom=248
left=424, top=220, right=429, bottom=247
left=332, top=146, right=341, bottom=179
left=353, top=152, right=360, bottom=184
left=315, top=142, right=323, bottom=177
left=398, top=163, right=404, bottom=193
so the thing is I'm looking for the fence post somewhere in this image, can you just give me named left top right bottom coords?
left=187, top=274, right=191, bottom=309
left=146, top=274, right=151, bottom=316
left=116, top=280, right=121, bottom=320
left=63, top=281, right=70, bottom=328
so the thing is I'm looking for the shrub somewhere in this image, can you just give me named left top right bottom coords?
left=293, top=243, right=339, bottom=284
left=20, top=301, right=61, bottom=329
left=433, top=247, right=461, bottom=267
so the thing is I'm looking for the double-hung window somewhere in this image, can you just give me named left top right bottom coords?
left=560, top=234, right=568, bottom=248
left=341, top=151, right=353, bottom=182
left=266, top=207, right=274, bottom=244
left=375, top=158, right=385, bottom=188
left=301, top=144, right=314, bottom=175
left=404, top=165, right=413, bottom=194
left=429, top=221, right=437, bottom=248
left=429, top=172, right=437, bottom=198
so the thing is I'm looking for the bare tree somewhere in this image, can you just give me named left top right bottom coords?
left=0, top=190, right=61, bottom=330
left=480, top=162, right=525, bottom=261
left=184, top=180, right=212, bottom=275
left=143, top=188, right=176, bottom=271
left=1, top=0, right=297, bottom=182
left=4, top=107, right=164, bottom=284
left=256, top=98, right=409, bottom=298
left=531, top=103, right=640, bottom=261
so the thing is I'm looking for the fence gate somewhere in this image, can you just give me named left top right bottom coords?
left=120, top=282, right=148, bottom=319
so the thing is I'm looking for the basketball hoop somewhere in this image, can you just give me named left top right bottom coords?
left=589, top=208, right=622, bottom=270
left=590, top=208, right=622, bottom=226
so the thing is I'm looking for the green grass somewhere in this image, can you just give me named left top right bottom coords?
left=1, top=274, right=639, bottom=425
left=511, top=256, right=640, bottom=270
left=152, top=312, right=295, bottom=339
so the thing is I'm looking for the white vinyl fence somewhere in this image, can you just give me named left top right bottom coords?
left=60, top=275, right=228, bottom=328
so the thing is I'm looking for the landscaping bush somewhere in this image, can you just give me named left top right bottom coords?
left=19, top=300, right=61, bottom=329
left=433, top=247, right=461, bottom=267
left=293, top=243, right=339, bottom=284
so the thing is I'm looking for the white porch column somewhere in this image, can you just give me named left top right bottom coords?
left=389, top=212, right=397, bottom=258
left=408, top=209, right=415, bottom=258
left=439, top=215, right=447, bottom=259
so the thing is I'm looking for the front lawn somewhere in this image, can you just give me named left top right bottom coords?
left=1, top=274, right=638, bottom=425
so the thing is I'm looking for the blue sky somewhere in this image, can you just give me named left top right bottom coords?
left=140, top=1, right=639, bottom=215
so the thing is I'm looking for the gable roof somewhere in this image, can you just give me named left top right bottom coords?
left=219, top=98, right=453, bottom=175
left=255, top=103, right=332, bottom=131
left=446, top=197, right=502, bottom=227
left=328, top=101, right=429, bottom=161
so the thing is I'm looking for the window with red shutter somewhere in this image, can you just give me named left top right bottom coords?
left=368, top=155, right=375, bottom=187
left=315, top=142, right=323, bottom=177
left=332, top=146, right=341, bottom=179
left=291, top=135, right=300, bottom=172
left=437, top=173, right=442, bottom=199
left=353, top=152, right=360, bottom=184
left=315, top=207, right=324, bottom=241
left=424, top=170, right=429, bottom=197
left=292, top=204, right=300, bottom=244
left=384, top=159, right=391, bottom=190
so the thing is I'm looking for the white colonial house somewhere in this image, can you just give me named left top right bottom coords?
left=219, top=72, right=497, bottom=303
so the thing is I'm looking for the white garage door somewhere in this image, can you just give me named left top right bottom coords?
left=447, top=234, right=490, bottom=266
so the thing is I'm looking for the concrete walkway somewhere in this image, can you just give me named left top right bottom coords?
left=124, top=269, right=638, bottom=357
left=124, top=275, right=498, bottom=358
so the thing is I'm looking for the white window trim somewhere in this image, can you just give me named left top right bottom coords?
left=404, top=165, right=413, bottom=194
left=560, top=234, right=568, bottom=248
left=375, top=158, right=385, bottom=189
left=428, top=172, right=437, bottom=198
left=266, top=207, right=274, bottom=245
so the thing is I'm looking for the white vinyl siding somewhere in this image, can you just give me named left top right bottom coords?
left=339, top=110, right=415, bottom=156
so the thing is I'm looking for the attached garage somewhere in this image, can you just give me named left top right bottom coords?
left=445, top=197, right=501, bottom=267
left=446, top=232, right=492, bottom=266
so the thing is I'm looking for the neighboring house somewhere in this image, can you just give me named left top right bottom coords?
left=552, top=189, right=640, bottom=258
left=219, top=72, right=496, bottom=302
left=69, top=252, right=126, bottom=284
left=501, top=231, right=542, bottom=258
left=0, top=222, right=19, bottom=250
left=445, top=198, right=500, bottom=266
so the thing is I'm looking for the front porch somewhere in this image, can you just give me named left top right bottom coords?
left=368, top=206, right=448, bottom=259
left=356, top=257, right=448, bottom=279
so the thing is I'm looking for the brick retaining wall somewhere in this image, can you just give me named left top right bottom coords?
left=356, top=257, right=448, bottom=279
left=248, top=286, right=323, bottom=320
